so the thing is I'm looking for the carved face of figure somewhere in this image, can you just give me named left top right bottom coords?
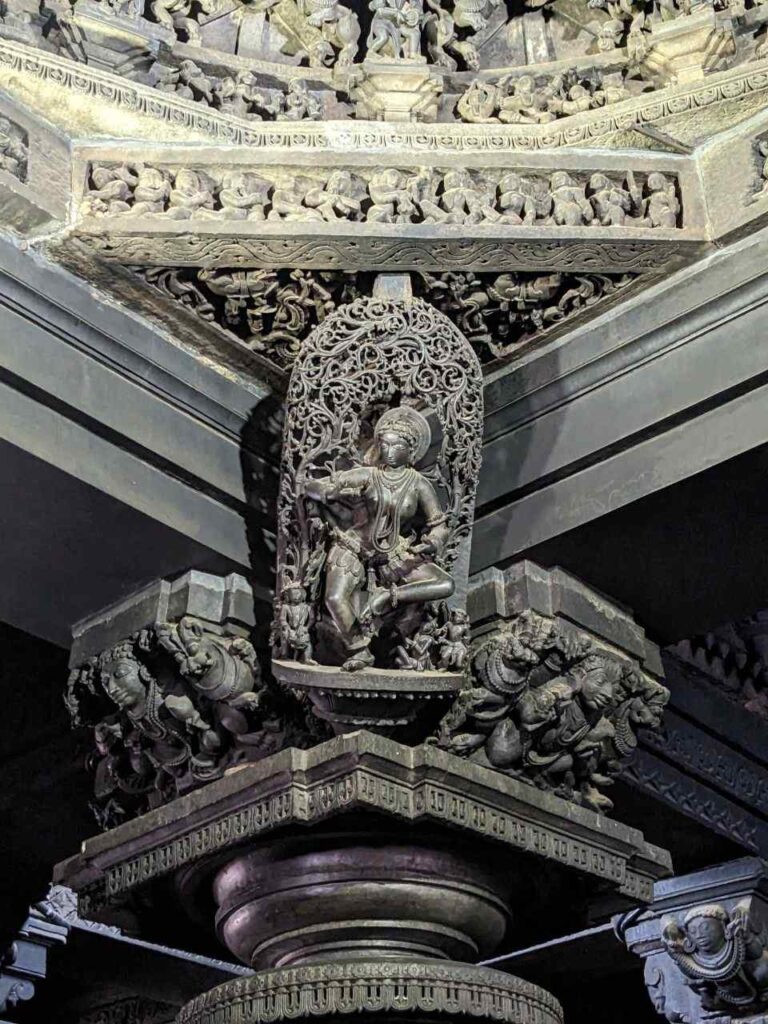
left=687, top=915, right=727, bottom=955
left=101, top=657, right=146, bottom=715
left=378, top=429, right=413, bottom=468
left=579, top=666, right=616, bottom=711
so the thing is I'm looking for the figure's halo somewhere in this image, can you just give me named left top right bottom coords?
left=374, top=406, right=432, bottom=464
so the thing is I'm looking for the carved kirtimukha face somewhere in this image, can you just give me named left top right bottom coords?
left=101, top=657, right=146, bottom=714
left=378, top=429, right=413, bottom=469
left=687, top=915, right=727, bottom=955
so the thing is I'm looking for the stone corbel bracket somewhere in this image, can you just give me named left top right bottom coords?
left=621, top=858, right=768, bottom=1024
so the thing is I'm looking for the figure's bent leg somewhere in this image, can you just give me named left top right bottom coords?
left=365, top=564, right=454, bottom=619
left=394, top=563, right=455, bottom=606
left=324, top=545, right=372, bottom=671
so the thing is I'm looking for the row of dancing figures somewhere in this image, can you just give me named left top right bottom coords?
left=291, top=407, right=457, bottom=672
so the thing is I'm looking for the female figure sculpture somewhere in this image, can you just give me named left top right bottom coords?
left=301, top=406, right=454, bottom=671
left=272, top=294, right=483, bottom=680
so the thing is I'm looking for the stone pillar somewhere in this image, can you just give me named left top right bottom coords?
left=55, top=562, right=673, bottom=1024
left=620, top=858, right=768, bottom=1023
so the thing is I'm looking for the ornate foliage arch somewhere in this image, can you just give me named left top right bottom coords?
left=274, top=295, right=483, bottom=631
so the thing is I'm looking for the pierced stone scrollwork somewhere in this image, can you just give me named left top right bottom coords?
left=413, top=270, right=635, bottom=362
left=662, top=901, right=768, bottom=1016
left=273, top=293, right=483, bottom=677
left=187, top=267, right=361, bottom=368
left=127, top=265, right=636, bottom=373
left=81, top=161, right=684, bottom=228
left=65, top=618, right=313, bottom=828
left=433, top=608, right=670, bottom=812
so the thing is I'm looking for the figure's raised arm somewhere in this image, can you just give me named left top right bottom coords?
left=301, top=467, right=370, bottom=504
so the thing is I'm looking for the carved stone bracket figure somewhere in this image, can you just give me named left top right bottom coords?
left=64, top=571, right=317, bottom=828
left=433, top=561, right=669, bottom=812
left=271, top=277, right=483, bottom=736
left=663, top=903, right=768, bottom=1014
left=621, top=858, right=768, bottom=1024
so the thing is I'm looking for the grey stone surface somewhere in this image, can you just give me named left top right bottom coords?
left=467, top=560, right=662, bottom=676
left=472, top=226, right=768, bottom=574
left=70, top=570, right=256, bottom=666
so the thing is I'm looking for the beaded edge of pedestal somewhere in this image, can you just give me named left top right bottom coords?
left=176, top=961, right=564, bottom=1024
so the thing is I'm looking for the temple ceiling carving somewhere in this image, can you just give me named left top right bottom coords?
left=2, top=0, right=768, bottom=387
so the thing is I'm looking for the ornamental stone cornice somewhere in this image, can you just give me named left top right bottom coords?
left=4, top=39, right=768, bottom=152
left=54, top=730, right=671, bottom=915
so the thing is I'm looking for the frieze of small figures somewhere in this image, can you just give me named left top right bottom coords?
left=0, top=114, right=28, bottom=182
left=455, top=67, right=638, bottom=124
left=80, top=161, right=684, bottom=228
left=33, top=0, right=768, bottom=75
left=661, top=901, right=768, bottom=1017
left=432, top=608, right=670, bottom=812
left=148, top=61, right=325, bottom=120
left=64, top=618, right=321, bottom=828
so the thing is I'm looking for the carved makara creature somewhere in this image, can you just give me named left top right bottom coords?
left=433, top=609, right=670, bottom=811
left=662, top=902, right=768, bottom=1013
left=273, top=296, right=483, bottom=674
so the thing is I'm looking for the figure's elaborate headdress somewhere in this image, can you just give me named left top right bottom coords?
left=374, top=406, right=432, bottom=464
left=683, top=905, right=730, bottom=926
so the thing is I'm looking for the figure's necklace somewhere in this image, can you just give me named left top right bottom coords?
left=381, top=466, right=411, bottom=486
left=371, top=466, right=415, bottom=553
